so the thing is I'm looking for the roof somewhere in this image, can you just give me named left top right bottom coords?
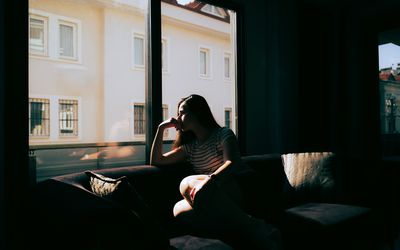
left=379, top=69, right=400, bottom=82
left=161, top=0, right=230, bottom=23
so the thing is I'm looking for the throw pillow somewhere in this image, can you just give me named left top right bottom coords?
left=85, top=171, right=126, bottom=197
left=281, top=152, right=337, bottom=203
left=85, top=171, right=169, bottom=249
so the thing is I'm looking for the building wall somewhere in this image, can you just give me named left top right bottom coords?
left=29, top=0, right=235, bottom=145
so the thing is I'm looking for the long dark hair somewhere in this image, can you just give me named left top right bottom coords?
left=173, top=94, right=220, bottom=149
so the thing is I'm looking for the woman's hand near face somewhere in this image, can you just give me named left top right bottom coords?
left=159, top=117, right=181, bottom=131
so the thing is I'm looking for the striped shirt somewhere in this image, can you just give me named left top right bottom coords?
left=182, top=127, right=238, bottom=175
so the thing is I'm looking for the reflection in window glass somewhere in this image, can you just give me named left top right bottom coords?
left=161, top=0, right=237, bottom=137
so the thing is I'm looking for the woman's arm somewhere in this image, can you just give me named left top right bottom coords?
left=213, top=136, right=242, bottom=179
left=150, top=118, right=186, bottom=166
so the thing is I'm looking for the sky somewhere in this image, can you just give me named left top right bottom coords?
left=378, top=43, right=400, bottom=70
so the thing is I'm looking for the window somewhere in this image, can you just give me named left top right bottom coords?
left=162, top=0, right=237, bottom=141
left=29, top=98, right=50, bottom=136
left=201, top=4, right=226, bottom=18
left=224, top=108, right=232, bottom=129
left=199, top=47, right=211, bottom=78
left=162, top=38, right=168, bottom=72
left=29, top=9, right=81, bottom=62
left=163, top=104, right=169, bottom=138
left=133, top=33, right=145, bottom=68
left=29, top=15, right=48, bottom=56
left=378, top=28, right=400, bottom=157
left=28, top=0, right=240, bottom=182
left=224, top=52, right=231, bottom=80
left=59, top=21, right=77, bottom=60
left=59, top=99, right=78, bottom=136
left=134, top=104, right=145, bottom=135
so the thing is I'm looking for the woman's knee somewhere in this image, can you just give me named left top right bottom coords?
left=179, top=175, right=206, bottom=197
left=173, top=199, right=193, bottom=217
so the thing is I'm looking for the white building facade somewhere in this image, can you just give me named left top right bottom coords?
left=29, top=0, right=236, bottom=146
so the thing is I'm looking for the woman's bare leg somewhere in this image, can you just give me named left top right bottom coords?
left=174, top=176, right=282, bottom=249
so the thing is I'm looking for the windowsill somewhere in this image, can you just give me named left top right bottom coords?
left=29, top=54, right=83, bottom=66
left=199, top=75, right=213, bottom=81
left=131, top=66, right=145, bottom=71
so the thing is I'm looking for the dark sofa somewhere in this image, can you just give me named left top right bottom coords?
left=26, top=152, right=391, bottom=250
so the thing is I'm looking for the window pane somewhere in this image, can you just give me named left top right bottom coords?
left=59, top=99, right=78, bottom=136
left=224, top=56, right=230, bottom=78
left=378, top=28, right=400, bottom=157
left=30, top=18, right=45, bottom=52
left=134, top=36, right=144, bottom=66
left=162, top=0, right=237, bottom=136
left=134, top=104, right=145, bottom=135
left=200, top=50, right=207, bottom=76
left=29, top=0, right=149, bottom=182
left=29, top=98, right=50, bottom=136
left=59, top=23, right=74, bottom=57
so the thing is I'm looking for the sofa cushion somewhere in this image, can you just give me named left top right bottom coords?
left=85, top=171, right=170, bottom=249
left=281, top=152, right=337, bottom=204
left=284, top=202, right=371, bottom=227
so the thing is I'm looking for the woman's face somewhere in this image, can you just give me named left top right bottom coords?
left=177, top=101, right=195, bottom=132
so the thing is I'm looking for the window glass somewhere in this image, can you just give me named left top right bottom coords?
left=59, top=23, right=75, bottom=58
left=29, top=98, right=50, bottom=136
left=134, top=35, right=144, bottom=67
left=224, top=53, right=230, bottom=79
left=378, top=28, right=400, bottom=157
left=59, top=99, right=78, bottom=136
left=225, top=108, right=232, bottom=129
left=161, top=0, right=237, bottom=137
left=29, top=0, right=148, bottom=182
left=29, top=16, right=47, bottom=54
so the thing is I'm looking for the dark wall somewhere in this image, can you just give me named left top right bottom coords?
left=0, top=0, right=5, bottom=248
left=1, top=0, right=399, bottom=248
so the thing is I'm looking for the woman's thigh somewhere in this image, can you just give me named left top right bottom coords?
left=179, top=175, right=208, bottom=203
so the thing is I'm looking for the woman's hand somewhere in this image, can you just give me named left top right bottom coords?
left=159, top=117, right=182, bottom=131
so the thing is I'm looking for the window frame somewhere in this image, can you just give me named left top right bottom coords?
left=224, top=107, right=232, bottom=129
left=58, top=98, right=79, bottom=137
left=223, top=51, right=232, bottom=81
left=199, top=45, right=213, bottom=79
left=58, top=19, right=78, bottom=61
left=133, top=102, right=146, bottom=140
left=29, top=97, right=51, bottom=138
left=132, top=32, right=146, bottom=69
left=161, top=37, right=169, bottom=73
left=29, top=13, right=48, bottom=57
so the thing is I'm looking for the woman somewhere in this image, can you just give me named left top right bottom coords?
left=150, top=94, right=281, bottom=249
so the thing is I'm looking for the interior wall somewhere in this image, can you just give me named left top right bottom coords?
left=0, top=0, right=5, bottom=248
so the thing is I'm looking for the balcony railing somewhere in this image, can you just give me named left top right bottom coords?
left=29, top=141, right=173, bottom=183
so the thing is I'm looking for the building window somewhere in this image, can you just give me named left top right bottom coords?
left=59, top=20, right=77, bottom=60
left=133, top=34, right=145, bottom=68
left=134, top=104, right=145, bottom=135
left=29, top=9, right=81, bottom=62
left=59, top=99, right=78, bottom=136
left=224, top=108, right=232, bottom=129
left=199, top=47, right=211, bottom=78
left=162, top=38, right=168, bottom=72
left=29, top=15, right=48, bottom=56
left=224, top=52, right=231, bottom=80
left=201, top=4, right=226, bottom=18
left=29, top=98, right=50, bottom=137
left=162, top=104, right=169, bottom=138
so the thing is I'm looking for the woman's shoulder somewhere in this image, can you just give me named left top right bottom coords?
left=217, top=126, right=237, bottom=143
